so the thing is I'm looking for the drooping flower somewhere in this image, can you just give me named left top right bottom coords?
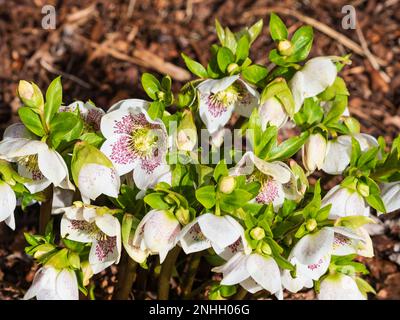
left=230, top=151, right=301, bottom=210
left=198, top=75, right=259, bottom=134
left=60, top=100, right=105, bottom=132
left=179, top=213, right=251, bottom=260
left=24, top=266, right=79, bottom=300
left=379, top=181, right=400, bottom=214
left=0, top=123, right=74, bottom=193
left=302, top=133, right=327, bottom=173
left=55, top=202, right=121, bottom=274
left=71, top=142, right=120, bottom=204
left=126, top=209, right=180, bottom=264
left=322, top=185, right=369, bottom=219
left=212, top=252, right=282, bottom=298
left=318, top=273, right=366, bottom=300
left=289, top=57, right=337, bottom=113
left=100, top=99, right=171, bottom=191
left=258, top=97, right=288, bottom=130
left=0, top=181, right=17, bottom=230
left=322, top=133, right=378, bottom=175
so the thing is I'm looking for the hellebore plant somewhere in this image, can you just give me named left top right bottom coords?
left=2, top=13, right=400, bottom=301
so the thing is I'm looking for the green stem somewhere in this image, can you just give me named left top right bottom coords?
left=39, top=186, right=53, bottom=234
left=232, top=287, right=248, bottom=300
left=182, top=252, right=202, bottom=299
left=113, top=250, right=138, bottom=300
left=158, top=247, right=181, bottom=300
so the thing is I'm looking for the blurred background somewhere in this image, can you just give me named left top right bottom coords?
left=0, top=0, right=399, bottom=299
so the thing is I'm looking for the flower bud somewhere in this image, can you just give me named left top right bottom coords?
left=261, top=242, right=272, bottom=255
left=278, top=40, right=293, bottom=56
left=357, top=181, right=370, bottom=197
left=218, top=176, right=235, bottom=194
left=306, top=219, right=317, bottom=232
left=344, top=117, right=361, bottom=134
left=227, top=63, right=239, bottom=73
left=176, top=110, right=197, bottom=151
left=81, top=261, right=94, bottom=286
left=33, top=243, right=55, bottom=259
left=250, top=227, right=266, bottom=240
left=17, top=80, right=44, bottom=110
left=164, top=194, right=175, bottom=205
left=175, top=207, right=190, bottom=225
left=258, top=97, right=288, bottom=130
left=302, top=133, right=327, bottom=173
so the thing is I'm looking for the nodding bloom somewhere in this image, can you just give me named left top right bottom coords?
left=197, top=75, right=259, bottom=134
left=318, top=273, right=366, bottom=300
left=258, top=97, right=289, bottom=130
left=289, top=57, right=337, bottom=113
left=60, top=100, right=105, bottom=132
left=302, top=133, right=327, bottom=173
left=282, top=226, right=372, bottom=293
left=0, top=180, right=17, bottom=230
left=0, top=123, right=74, bottom=193
left=55, top=202, right=121, bottom=274
left=179, top=213, right=251, bottom=260
left=322, top=133, right=378, bottom=175
left=230, top=151, right=302, bottom=210
left=379, top=182, right=400, bottom=214
left=24, top=266, right=79, bottom=300
left=100, top=99, right=171, bottom=191
left=126, top=209, right=180, bottom=264
left=322, top=185, right=370, bottom=219
left=212, top=252, right=283, bottom=299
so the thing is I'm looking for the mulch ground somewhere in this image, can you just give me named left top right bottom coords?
left=0, top=0, right=399, bottom=300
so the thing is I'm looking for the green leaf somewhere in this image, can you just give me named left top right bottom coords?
left=44, top=76, right=62, bottom=124
left=242, top=64, right=268, bottom=86
left=141, top=73, right=161, bottom=100
left=196, top=185, right=216, bottom=209
left=144, top=192, right=170, bottom=210
left=79, top=132, right=105, bottom=148
left=49, top=112, right=83, bottom=148
left=147, top=101, right=165, bottom=120
left=223, top=28, right=237, bottom=53
left=215, top=19, right=225, bottom=45
left=219, top=189, right=253, bottom=213
left=161, top=75, right=172, bottom=92
left=248, top=19, right=263, bottom=43
left=267, top=131, right=309, bottom=161
left=269, top=13, right=288, bottom=41
left=290, top=26, right=313, bottom=61
left=217, top=47, right=235, bottom=73
left=181, top=53, right=208, bottom=78
left=350, top=138, right=361, bottom=167
left=214, top=160, right=229, bottom=182
left=365, top=194, right=386, bottom=213
left=235, top=35, right=250, bottom=64
left=220, top=285, right=237, bottom=297
left=18, top=107, right=45, bottom=137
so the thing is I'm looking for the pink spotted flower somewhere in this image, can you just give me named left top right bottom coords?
left=100, top=99, right=171, bottom=191
left=55, top=202, right=121, bottom=274
left=60, top=100, right=105, bottom=132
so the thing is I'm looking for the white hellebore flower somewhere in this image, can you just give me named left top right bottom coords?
left=282, top=226, right=372, bottom=293
left=289, top=57, right=337, bottom=113
left=60, top=100, right=105, bottom=132
left=212, top=252, right=282, bottom=298
left=318, top=273, right=365, bottom=300
left=24, top=266, right=79, bottom=300
left=258, top=97, right=288, bottom=130
left=0, top=123, right=74, bottom=193
left=179, top=213, right=250, bottom=260
left=322, top=133, right=378, bottom=175
left=198, top=75, right=259, bottom=134
left=127, top=209, right=180, bottom=264
left=0, top=181, right=17, bottom=230
left=230, top=151, right=300, bottom=210
left=302, top=133, right=327, bottom=173
left=379, top=182, right=400, bottom=214
left=100, top=99, right=171, bottom=191
left=322, top=185, right=369, bottom=219
left=56, top=203, right=121, bottom=274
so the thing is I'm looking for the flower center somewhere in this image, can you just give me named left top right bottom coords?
left=17, top=154, right=44, bottom=180
left=207, top=84, right=242, bottom=117
left=130, top=127, right=159, bottom=159
left=255, top=178, right=279, bottom=204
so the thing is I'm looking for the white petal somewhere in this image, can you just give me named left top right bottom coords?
left=198, top=213, right=241, bottom=250
left=107, top=98, right=150, bottom=114
left=0, top=182, right=16, bottom=228
left=355, top=133, right=379, bottom=151
left=89, top=236, right=120, bottom=274
left=25, top=267, right=59, bottom=300
left=220, top=254, right=250, bottom=286
left=18, top=163, right=51, bottom=194
left=259, top=97, right=288, bottom=130
left=197, top=76, right=239, bottom=94
left=199, top=93, right=234, bottom=134
left=289, top=71, right=305, bottom=113
left=318, top=274, right=366, bottom=300
left=281, top=268, right=311, bottom=293
left=56, top=269, right=79, bottom=300
left=295, top=255, right=331, bottom=280
left=240, top=278, right=263, bottom=294
left=380, top=182, right=400, bottom=214
left=133, top=163, right=170, bottom=191
left=95, top=213, right=119, bottom=237
left=246, top=254, right=281, bottom=294
left=23, top=267, right=48, bottom=300
left=292, top=228, right=334, bottom=265
left=321, top=135, right=352, bottom=175
left=78, top=163, right=120, bottom=201
left=234, top=80, right=260, bottom=118
left=38, top=149, right=68, bottom=187
left=3, top=123, right=35, bottom=139
left=179, top=220, right=211, bottom=254
left=0, top=138, right=47, bottom=159
left=51, top=188, right=74, bottom=214
left=61, top=215, right=94, bottom=243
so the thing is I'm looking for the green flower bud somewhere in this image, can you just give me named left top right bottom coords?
left=164, top=194, right=175, bottom=205
left=175, top=207, right=190, bottom=225
left=306, top=218, right=318, bottom=232
left=250, top=227, right=265, bottom=241
left=261, top=242, right=272, bottom=255
left=33, top=243, right=56, bottom=259
left=227, top=63, right=239, bottom=73
left=344, top=117, right=361, bottom=134
left=218, top=176, right=235, bottom=194
left=156, top=91, right=166, bottom=100
left=176, top=110, right=197, bottom=151
left=278, top=40, right=293, bottom=56
left=17, top=80, right=44, bottom=111
left=81, top=261, right=94, bottom=286
left=357, top=181, right=370, bottom=197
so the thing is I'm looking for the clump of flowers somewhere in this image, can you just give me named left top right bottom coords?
left=2, top=14, right=399, bottom=301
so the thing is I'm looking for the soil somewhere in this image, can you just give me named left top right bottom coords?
left=0, top=0, right=399, bottom=300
